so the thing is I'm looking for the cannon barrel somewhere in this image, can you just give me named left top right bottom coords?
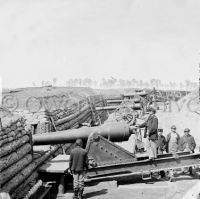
left=96, top=103, right=142, bottom=111
left=33, top=122, right=132, bottom=145
left=122, top=92, right=147, bottom=97
left=106, top=98, right=141, bottom=104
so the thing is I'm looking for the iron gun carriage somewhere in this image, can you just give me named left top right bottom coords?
left=32, top=122, right=200, bottom=191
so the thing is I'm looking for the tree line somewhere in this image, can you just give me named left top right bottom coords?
left=39, top=77, right=198, bottom=91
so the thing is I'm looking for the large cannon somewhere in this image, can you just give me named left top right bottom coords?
left=33, top=122, right=200, bottom=180
left=33, top=122, right=133, bottom=145
left=33, top=122, right=200, bottom=198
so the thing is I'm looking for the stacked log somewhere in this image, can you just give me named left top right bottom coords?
left=49, top=95, right=108, bottom=131
left=52, top=99, right=94, bottom=130
left=51, top=109, right=75, bottom=122
left=54, top=105, right=90, bottom=126
left=0, top=116, right=63, bottom=198
left=54, top=105, right=93, bottom=131
left=7, top=146, right=61, bottom=199
left=0, top=116, right=32, bottom=195
left=11, top=172, right=39, bottom=199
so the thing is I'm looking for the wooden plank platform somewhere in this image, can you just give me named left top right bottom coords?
left=39, top=154, right=70, bottom=173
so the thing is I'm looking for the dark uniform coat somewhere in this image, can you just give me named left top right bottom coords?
left=179, top=134, right=196, bottom=153
left=156, top=135, right=166, bottom=151
left=69, top=146, right=88, bottom=173
left=139, top=114, right=158, bottom=141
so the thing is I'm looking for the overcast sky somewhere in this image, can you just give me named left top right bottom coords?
left=0, top=0, right=200, bottom=88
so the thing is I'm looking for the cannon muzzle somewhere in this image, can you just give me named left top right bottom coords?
left=33, top=122, right=132, bottom=145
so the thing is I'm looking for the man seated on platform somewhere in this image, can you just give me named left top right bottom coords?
left=69, top=139, right=88, bottom=199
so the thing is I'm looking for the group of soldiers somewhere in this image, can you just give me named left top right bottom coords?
left=136, top=107, right=196, bottom=160
left=157, top=125, right=196, bottom=155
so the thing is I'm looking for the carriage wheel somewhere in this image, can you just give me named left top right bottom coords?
left=114, top=99, right=137, bottom=123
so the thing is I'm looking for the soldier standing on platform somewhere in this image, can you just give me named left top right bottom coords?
left=179, top=128, right=196, bottom=153
left=69, top=139, right=88, bottom=199
left=166, top=125, right=180, bottom=153
left=138, top=107, right=158, bottom=160
left=156, top=128, right=166, bottom=154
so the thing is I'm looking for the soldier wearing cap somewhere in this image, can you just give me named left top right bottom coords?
left=179, top=128, right=196, bottom=153
left=139, top=107, right=158, bottom=160
left=166, top=125, right=180, bottom=153
left=69, top=139, right=88, bottom=199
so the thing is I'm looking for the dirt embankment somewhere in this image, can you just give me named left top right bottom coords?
left=1, top=86, right=96, bottom=114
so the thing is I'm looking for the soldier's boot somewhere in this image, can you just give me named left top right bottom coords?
left=73, top=188, right=79, bottom=199
left=78, top=188, right=84, bottom=199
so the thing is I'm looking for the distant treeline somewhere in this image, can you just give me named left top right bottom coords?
left=39, top=77, right=198, bottom=91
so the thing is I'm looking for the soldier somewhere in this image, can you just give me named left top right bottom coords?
left=138, top=107, right=158, bottom=160
left=166, top=125, right=180, bottom=153
left=179, top=128, right=196, bottom=174
left=156, top=128, right=166, bottom=154
left=179, top=128, right=196, bottom=153
left=69, top=139, right=88, bottom=199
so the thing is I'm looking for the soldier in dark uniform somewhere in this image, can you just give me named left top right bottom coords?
left=69, top=139, right=88, bottom=199
left=179, top=128, right=196, bottom=174
left=156, top=128, right=166, bottom=154
left=179, top=128, right=196, bottom=153
left=138, top=107, right=158, bottom=160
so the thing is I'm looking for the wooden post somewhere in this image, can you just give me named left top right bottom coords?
left=87, top=97, right=97, bottom=124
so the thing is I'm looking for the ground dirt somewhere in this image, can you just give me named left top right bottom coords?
left=62, top=176, right=200, bottom=199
